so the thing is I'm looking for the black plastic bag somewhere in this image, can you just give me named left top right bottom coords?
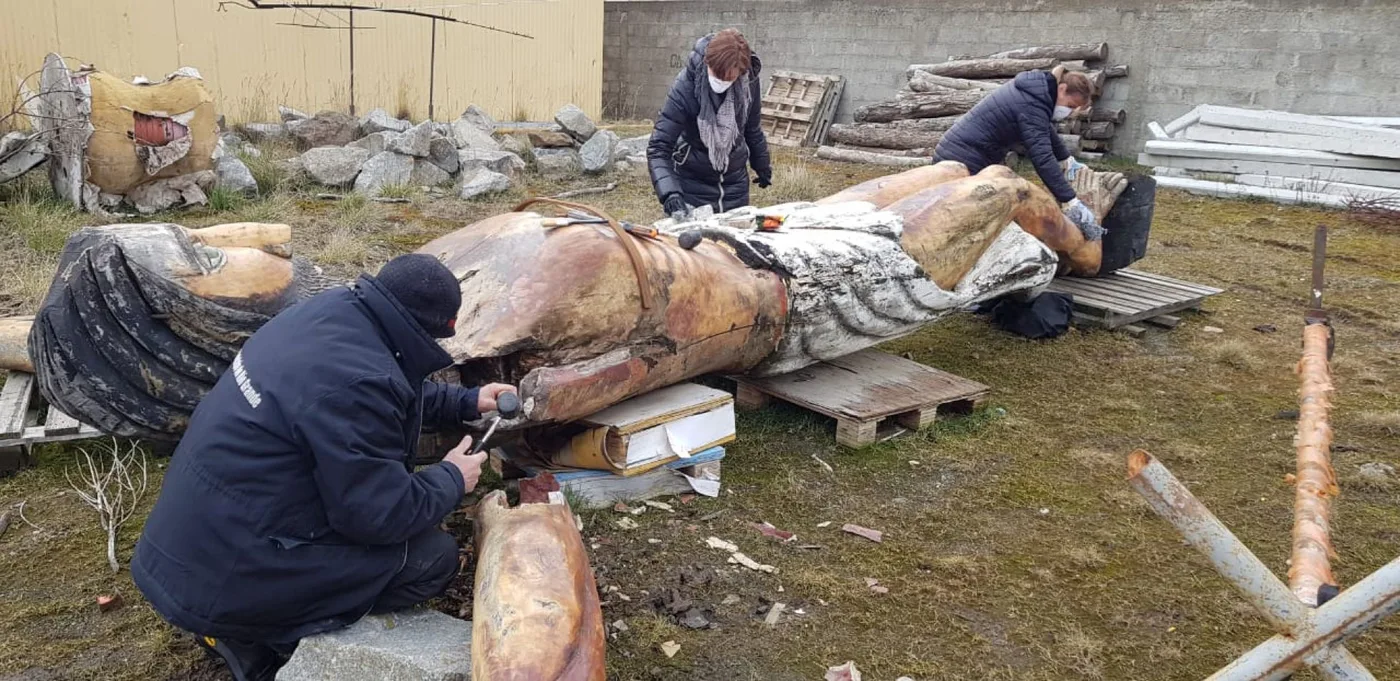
left=990, top=292, right=1074, bottom=339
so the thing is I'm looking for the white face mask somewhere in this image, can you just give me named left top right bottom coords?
left=708, top=70, right=735, bottom=94
left=1053, top=106, right=1073, bottom=122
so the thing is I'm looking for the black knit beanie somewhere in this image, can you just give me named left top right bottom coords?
left=375, top=254, right=462, bottom=338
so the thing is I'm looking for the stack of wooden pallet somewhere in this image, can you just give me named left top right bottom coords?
left=817, top=43, right=1129, bottom=166
left=1143, top=105, right=1400, bottom=208
left=759, top=70, right=846, bottom=147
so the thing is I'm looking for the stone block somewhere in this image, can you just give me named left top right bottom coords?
left=276, top=610, right=470, bottom=681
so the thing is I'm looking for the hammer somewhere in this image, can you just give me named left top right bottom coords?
left=469, top=391, right=521, bottom=456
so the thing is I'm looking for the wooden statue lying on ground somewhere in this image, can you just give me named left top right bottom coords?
left=0, top=162, right=1151, bottom=439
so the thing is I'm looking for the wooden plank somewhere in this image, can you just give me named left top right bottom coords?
left=1092, top=273, right=1212, bottom=302
left=1072, top=275, right=1201, bottom=306
left=1182, top=124, right=1393, bottom=158
left=0, top=372, right=34, bottom=439
left=1154, top=176, right=1349, bottom=209
left=762, top=94, right=820, bottom=110
left=735, top=349, right=988, bottom=423
left=1197, top=106, right=1400, bottom=157
left=1147, top=315, right=1182, bottom=329
left=735, top=383, right=771, bottom=410
left=761, top=106, right=814, bottom=123
left=579, top=383, right=731, bottom=433
left=1234, top=174, right=1400, bottom=202
left=1328, top=116, right=1400, bottom=129
left=1050, top=277, right=1183, bottom=309
left=43, top=404, right=81, bottom=436
left=1116, top=269, right=1223, bottom=295
left=543, top=447, right=725, bottom=509
left=1050, top=280, right=1161, bottom=312
left=1144, top=140, right=1400, bottom=171
left=1163, top=105, right=1204, bottom=136
left=1141, top=154, right=1400, bottom=190
left=1046, top=282, right=1147, bottom=315
left=836, top=419, right=879, bottom=448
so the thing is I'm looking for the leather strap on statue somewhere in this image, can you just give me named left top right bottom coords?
left=514, top=198, right=655, bottom=310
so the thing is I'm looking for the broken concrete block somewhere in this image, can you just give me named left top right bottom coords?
left=411, top=159, right=452, bottom=187
left=127, top=170, right=215, bottom=214
left=241, top=122, right=288, bottom=144
left=580, top=129, right=618, bottom=174
left=275, top=610, right=471, bottom=681
left=302, top=146, right=373, bottom=187
left=352, top=151, right=414, bottom=195
left=459, top=104, right=497, bottom=134
left=615, top=134, right=651, bottom=161
left=458, top=167, right=512, bottom=200
left=214, top=155, right=258, bottom=195
left=495, top=134, right=534, bottom=165
left=0, top=132, right=47, bottom=183
left=349, top=131, right=400, bottom=156
left=279, top=105, right=309, bottom=123
left=427, top=137, right=460, bottom=174
left=287, top=111, right=362, bottom=149
left=361, top=107, right=412, bottom=135
left=554, top=104, right=597, bottom=143
left=534, top=148, right=582, bottom=177
left=451, top=117, right=502, bottom=151
left=529, top=131, right=576, bottom=149
left=388, top=121, right=434, bottom=158
left=457, top=148, right=526, bottom=177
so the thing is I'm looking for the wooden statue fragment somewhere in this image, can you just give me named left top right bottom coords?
left=472, top=483, right=605, bottom=680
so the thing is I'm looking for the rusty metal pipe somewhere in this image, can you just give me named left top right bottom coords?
left=1207, top=555, right=1400, bottom=681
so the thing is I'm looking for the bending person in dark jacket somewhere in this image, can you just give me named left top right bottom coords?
left=648, top=29, right=773, bottom=218
left=132, top=254, right=515, bottom=681
left=934, top=67, right=1101, bottom=236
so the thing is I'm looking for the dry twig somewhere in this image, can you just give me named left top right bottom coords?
left=1345, top=195, right=1400, bottom=230
left=66, top=438, right=149, bottom=572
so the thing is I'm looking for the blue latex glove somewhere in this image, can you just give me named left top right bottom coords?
left=1063, top=155, right=1087, bottom=181
left=1064, top=198, right=1103, bottom=239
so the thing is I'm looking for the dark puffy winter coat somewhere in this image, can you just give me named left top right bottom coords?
left=132, top=275, right=480, bottom=644
left=934, top=71, right=1076, bottom=203
left=648, top=34, right=772, bottom=212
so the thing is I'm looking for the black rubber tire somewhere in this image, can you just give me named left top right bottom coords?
left=1098, top=174, right=1156, bottom=275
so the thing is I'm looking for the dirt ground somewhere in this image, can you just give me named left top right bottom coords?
left=1, top=130, right=1398, bottom=681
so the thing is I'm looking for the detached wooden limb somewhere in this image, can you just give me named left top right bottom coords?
left=988, top=43, right=1107, bottom=61
left=905, top=71, right=998, bottom=92
left=816, top=146, right=929, bottom=167
left=0, top=317, right=34, bottom=373
left=909, top=57, right=1058, bottom=79
left=472, top=488, right=605, bottom=680
left=854, top=90, right=984, bottom=123
left=827, top=122, right=943, bottom=150
left=1291, top=322, right=1338, bottom=606
left=831, top=144, right=934, bottom=158
left=552, top=182, right=618, bottom=199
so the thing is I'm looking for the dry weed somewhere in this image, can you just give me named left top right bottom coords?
left=1355, top=411, right=1400, bottom=436
left=1068, top=545, right=1108, bottom=570
left=316, top=230, right=371, bottom=268
left=1206, top=340, right=1255, bottom=369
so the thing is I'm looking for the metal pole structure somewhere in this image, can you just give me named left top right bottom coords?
left=1207, top=556, right=1400, bottom=681
left=348, top=9, right=356, bottom=116
left=1127, top=451, right=1375, bottom=680
left=428, top=18, right=437, bottom=120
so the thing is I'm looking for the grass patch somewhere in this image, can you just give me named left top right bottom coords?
left=205, top=186, right=246, bottom=212
left=377, top=183, right=417, bottom=200
left=1204, top=339, right=1255, bottom=369
left=760, top=160, right=821, bottom=203
left=316, top=229, right=371, bottom=267
left=1354, top=410, right=1400, bottom=436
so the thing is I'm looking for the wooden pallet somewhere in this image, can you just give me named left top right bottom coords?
left=733, top=349, right=989, bottom=448
left=760, top=70, right=845, bottom=147
left=1047, top=268, right=1223, bottom=333
left=491, top=446, right=724, bottom=509
left=0, top=371, right=102, bottom=473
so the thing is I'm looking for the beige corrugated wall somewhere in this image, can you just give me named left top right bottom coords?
left=0, top=0, right=601, bottom=124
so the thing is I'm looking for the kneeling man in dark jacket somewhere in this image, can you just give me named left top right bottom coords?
left=132, top=253, right=514, bottom=680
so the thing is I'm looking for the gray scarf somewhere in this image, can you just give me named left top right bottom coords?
left=695, top=70, right=750, bottom=175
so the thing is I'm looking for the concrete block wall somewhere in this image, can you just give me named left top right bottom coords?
left=603, top=0, right=1400, bottom=154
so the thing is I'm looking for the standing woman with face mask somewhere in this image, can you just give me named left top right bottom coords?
left=933, top=65, right=1100, bottom=233
left=648, top=29, right=772, bottom=219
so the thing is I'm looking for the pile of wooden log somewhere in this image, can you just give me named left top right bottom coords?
left=818, top=43, right=1128, bottom=166
left=1143, top=105, right=1400, bottom=208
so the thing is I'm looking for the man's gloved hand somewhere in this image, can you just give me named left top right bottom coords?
left=442, top=435, right=488, bottom=492
left=476, top=383, right=517, bottom=415
left=1063, top=155, right=1087, bottom=181
left=663, top=193, right=691, bottom=221
left=755, top=171, right=772, bottom=189
left=1064, top=197, right=1102, bottom=236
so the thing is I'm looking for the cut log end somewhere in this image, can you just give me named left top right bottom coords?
left=1127, top=449, right=1152, bottom=479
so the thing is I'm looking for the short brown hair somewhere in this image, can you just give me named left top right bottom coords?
left=704, top=29, right=752, bottom=81
left=1052, top=66, right=1095, bottom=101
